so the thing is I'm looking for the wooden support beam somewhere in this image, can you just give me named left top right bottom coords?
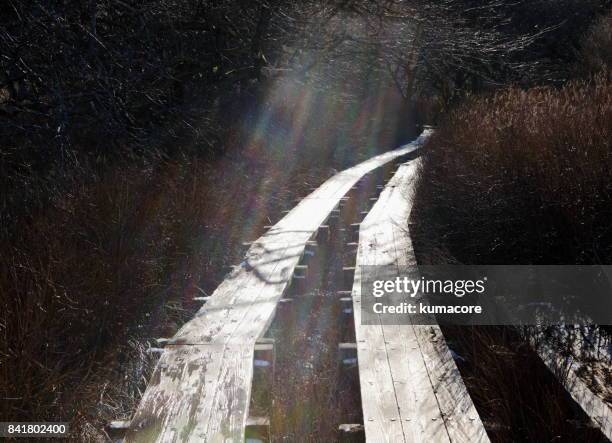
left=327, top=208, right=342, bottom=229
left=254, top=341, right=275, bottom=369
left=303, top=240, right=317, bottom=257
left=108, top=420, right=131, bottom=430
left=272, top=298, right=294, bottom=326
left=343, top=243, right=358, bottom=268
left=339, top=343, right=358, bottom=366
left=302, top=249, right=316, bottom=263
left=293, top=264, right=308, bottom=279
left=343, top=266, right=356, bottom=289
left=193, top=296, right=211, bottom=302
left=226, top=264, right=241, bottom=273
left=340, top=297, right=353, bottom=314
left=252, top=340, right=275, bottom=417
left=349, top=223, right=360, bottom=241
left=245, top=416, right=270, bottom=443
left=339, top=297, right=354, bottom=335
left=316, top=224, right=331, bottom=244
left=107, top=420, right=132, bottom=440
left=247, top=417, right=271, bottom=426
left=339, top=423, right=365, bottom=435
left=147, top=347, right=164, bottom=354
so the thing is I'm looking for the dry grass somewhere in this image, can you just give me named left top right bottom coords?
left=410, top=65, right=612, bottom=442
left=410, top=16, right=612, bottom=434
left=0, top=154, right=331, bottom=437
left=443, top=326, right=605, bottom=442
left=412, top=72, right=612, bottom=265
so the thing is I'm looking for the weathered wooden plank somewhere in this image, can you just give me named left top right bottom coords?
left=125, top=345, right=232, bottom=442
left=351, top=191, right=405, bottom=442
left=126, top=134, right=430, bottom=442
left=411, top=325, right=488, bottom=442
left=352, top=160, right=489, bottom=443
left=384, top=327, right=449, bottom=443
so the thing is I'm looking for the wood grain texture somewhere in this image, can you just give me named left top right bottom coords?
left=126, top=134, right=430, bottom=442
left=352, top=160, right=489, bottom=443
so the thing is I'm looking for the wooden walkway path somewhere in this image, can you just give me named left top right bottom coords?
left=350, top=160, right=490, bottom=442
left=124, top=135, right=429, bottom=442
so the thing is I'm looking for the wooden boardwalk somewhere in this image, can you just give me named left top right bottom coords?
left=124, top=134, right=429, bottom=442
left=351, top=160, right=490, bottom=443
